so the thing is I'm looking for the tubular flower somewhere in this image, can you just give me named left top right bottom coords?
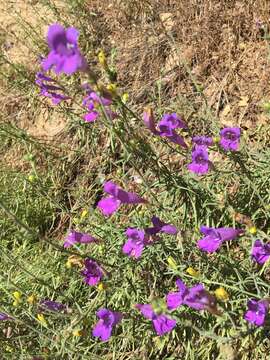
left=192, top=136, right=213, bottom=147
left=97, top=181, right=146, bottom=216
left=136, top=304, right=176, bottom=336
left=143, top=110, right=187, bottom=148
left=82, top=90, right=117, bottom=123
left=81, top=259, right=104, bottom=286
left=220, top=127, right=241, bottom=151
left=64, top=231, right=99, bottom=248
left=42, top=23, right=87, bottom=75
left=188, top=145, right=212, bottom=175
left=197, top=225, right=244, bottom=253
left=145, top=216, right=178, bottom=236
left=39, top=300, right=67, bottom=312
left=251, top=239, right=270, bottom=264
left=92, top=308, right=122, bottom=341
left=122, top=228, right=150, bottom=259
left=35, top=72, right=69, bottom=105
left=244, top=299, right=269, bottom=326
left=166, top=279, right=220, bottom=315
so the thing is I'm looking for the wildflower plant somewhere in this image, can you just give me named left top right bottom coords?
left=1, top=11, right=270, bottom=360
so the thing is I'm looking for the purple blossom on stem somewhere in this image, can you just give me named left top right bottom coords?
left=197, top=226, right=244, bottom=253
left=244, top=299, right=269, bottom=326
left=136, top=304, right=176, bottom=336
left=251, top=239, right=270, bottom=264
left=192, top=136, right=213, bottom=147
left=122, top=228, right=150, bottom=258
left=166, top=279, right=219, bottom=314
left=81, top=259, right=103, bottom=286
left=35, top=72, right=69, bottom=105
left=39, top=300, right=67, bottom=312
left=188, top=145, right=212, bottom=175
left=92, top=308, right=122, bottom=341
left=145, top=216, right=178, bottom=236
left=220, top=127, right=241, bottom=151
left=64, top=231, right=99, bottom=248
left=42, top=23, right=87, bottom=75
left=82, top=90, right=117, bottom=123
left=97, top=181, right=146, bottom=216
left=143, top=110, right=187, bottom=148
left=0, top=312, right=12, bottom=321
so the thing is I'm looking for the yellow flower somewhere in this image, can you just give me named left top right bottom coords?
left=27, top=294, right=37, bottom=305
left=213, top=136, right=220, bottom=144
left=97, top=282, right=106, bottom=291
left=98, top=50, right=107, bottom=67
left=248, top=226, right=257, bottom=235
left=81, top=209, right=88, bottom=219
left=73, top=329, right=83, bottom=337
left=167, top=256, right=178, bottom=270
left=186, top=267, right=200, bottom=277
left=13, top=300, right=20, bottom=307
left=28, top=174, right=36, bottom=182
left=214, top=287, right=229, bottom=301
left=121, top=93, right=129, bottom=104
left=37, top=313, right=47, bottom=326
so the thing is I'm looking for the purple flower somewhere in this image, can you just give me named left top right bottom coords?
left=92, top=308, right=122, bottom=341
left=197, top=226, right=244, bottom=253
left=143, top=111, right=187, bottom=148
left=188, top=146, right=211, bottom=175
left=39, top=300, right=67, bottom=312
left=192, top=136, right=213, bottom=147
left=0, top=312, right=12, bottom=321
left=136, top=304, right=176, bottom=336
left=81, top=259, right=103, bottom=286
left=122, top=228, right=150, bottom=258
left=158, top=113, right=187, bottom=148
left=251, top=239, right=270, bottom=264
left=83, top=90, right=116, bottom=123
left=97, top=181, right=146, bottom=216
left=166, top=279, right=219, bottom=314
left=145, top=216, right=178, bottom=236
left=220, top=127, right=241, bottom=151
left=244, top=299, right=269, bottom=326
left=143, top=108, right=159, bottom=135
left=35, top=72, right=69, bottom=105
left=42, top=23, right=87, bottom=75
left=64, top=231, right=99, bottom=248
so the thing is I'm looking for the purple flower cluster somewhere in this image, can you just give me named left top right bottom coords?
left=97, top=181, right=146, bottom=216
